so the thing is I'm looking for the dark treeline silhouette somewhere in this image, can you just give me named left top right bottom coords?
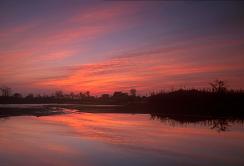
left=0, top=87, right=141, bottom=104
left=1, top=80, right=244, bottom=132
left=146, top=80, right=244, bottom=117
left=1, top=80, right=244, bottom=117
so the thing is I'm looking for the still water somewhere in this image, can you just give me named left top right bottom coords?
left=0, top=110, right=244, bottom=166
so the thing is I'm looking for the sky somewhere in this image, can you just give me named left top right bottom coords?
left=0, top=0, right=244, bottom=95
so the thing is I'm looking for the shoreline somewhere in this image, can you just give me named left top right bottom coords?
left=1, top=104, right=244, bottom=120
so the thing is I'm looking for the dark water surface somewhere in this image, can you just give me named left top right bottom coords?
left=0, top=110, right=244, bottom=166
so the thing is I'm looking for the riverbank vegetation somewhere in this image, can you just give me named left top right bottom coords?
left=1, top=80, right=243, bottom=117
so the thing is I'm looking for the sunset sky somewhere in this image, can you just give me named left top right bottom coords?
left=0, top=0, right=244, bottom=95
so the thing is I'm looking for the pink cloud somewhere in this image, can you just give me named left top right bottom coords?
left=31, top=32, right=244, bottom=94
left=1, top=3, right=243, bottom=94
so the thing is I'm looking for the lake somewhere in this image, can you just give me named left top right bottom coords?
left=0, top=109, right=244, bottom=166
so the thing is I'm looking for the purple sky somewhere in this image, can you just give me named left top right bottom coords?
left=0, top=0, right=244, bottom=95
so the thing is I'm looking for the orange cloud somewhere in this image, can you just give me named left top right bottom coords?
left=1, top=3, right=244, bottom=94
left=32, top=49, right=78, bottom=61
left=34, top=32, right=244, bottom=94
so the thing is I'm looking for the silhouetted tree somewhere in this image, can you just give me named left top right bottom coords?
left=70, top=92, right=75, bottom=99
left=79, top=92, right=86, bottom=99
left=130, top=89, right=137, bottom=96
left=55, top=90, right=63, bottom=99
left=112, top=91, right=129, bottom=104
left=0, top=86, right=11, bottom=97
left=85, top=91, right=90, bottom=97
left=13, top=93, right=22, bottom=98
left=210, top=80, right=227, bottom=93
left=113, top=91, right=127, bottom=97
left=25, top=93, right=34, bottom=100
left=101, top=94, right=110, bottom=99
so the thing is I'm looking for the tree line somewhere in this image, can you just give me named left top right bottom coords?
left=0, top=86, right=140, bottom=104
left=0, top=80, right=243, bottom=108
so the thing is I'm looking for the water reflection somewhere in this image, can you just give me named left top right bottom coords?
left=0, top=112, right=244, bottom=166
left=150, top=113, right=244, bottom=132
